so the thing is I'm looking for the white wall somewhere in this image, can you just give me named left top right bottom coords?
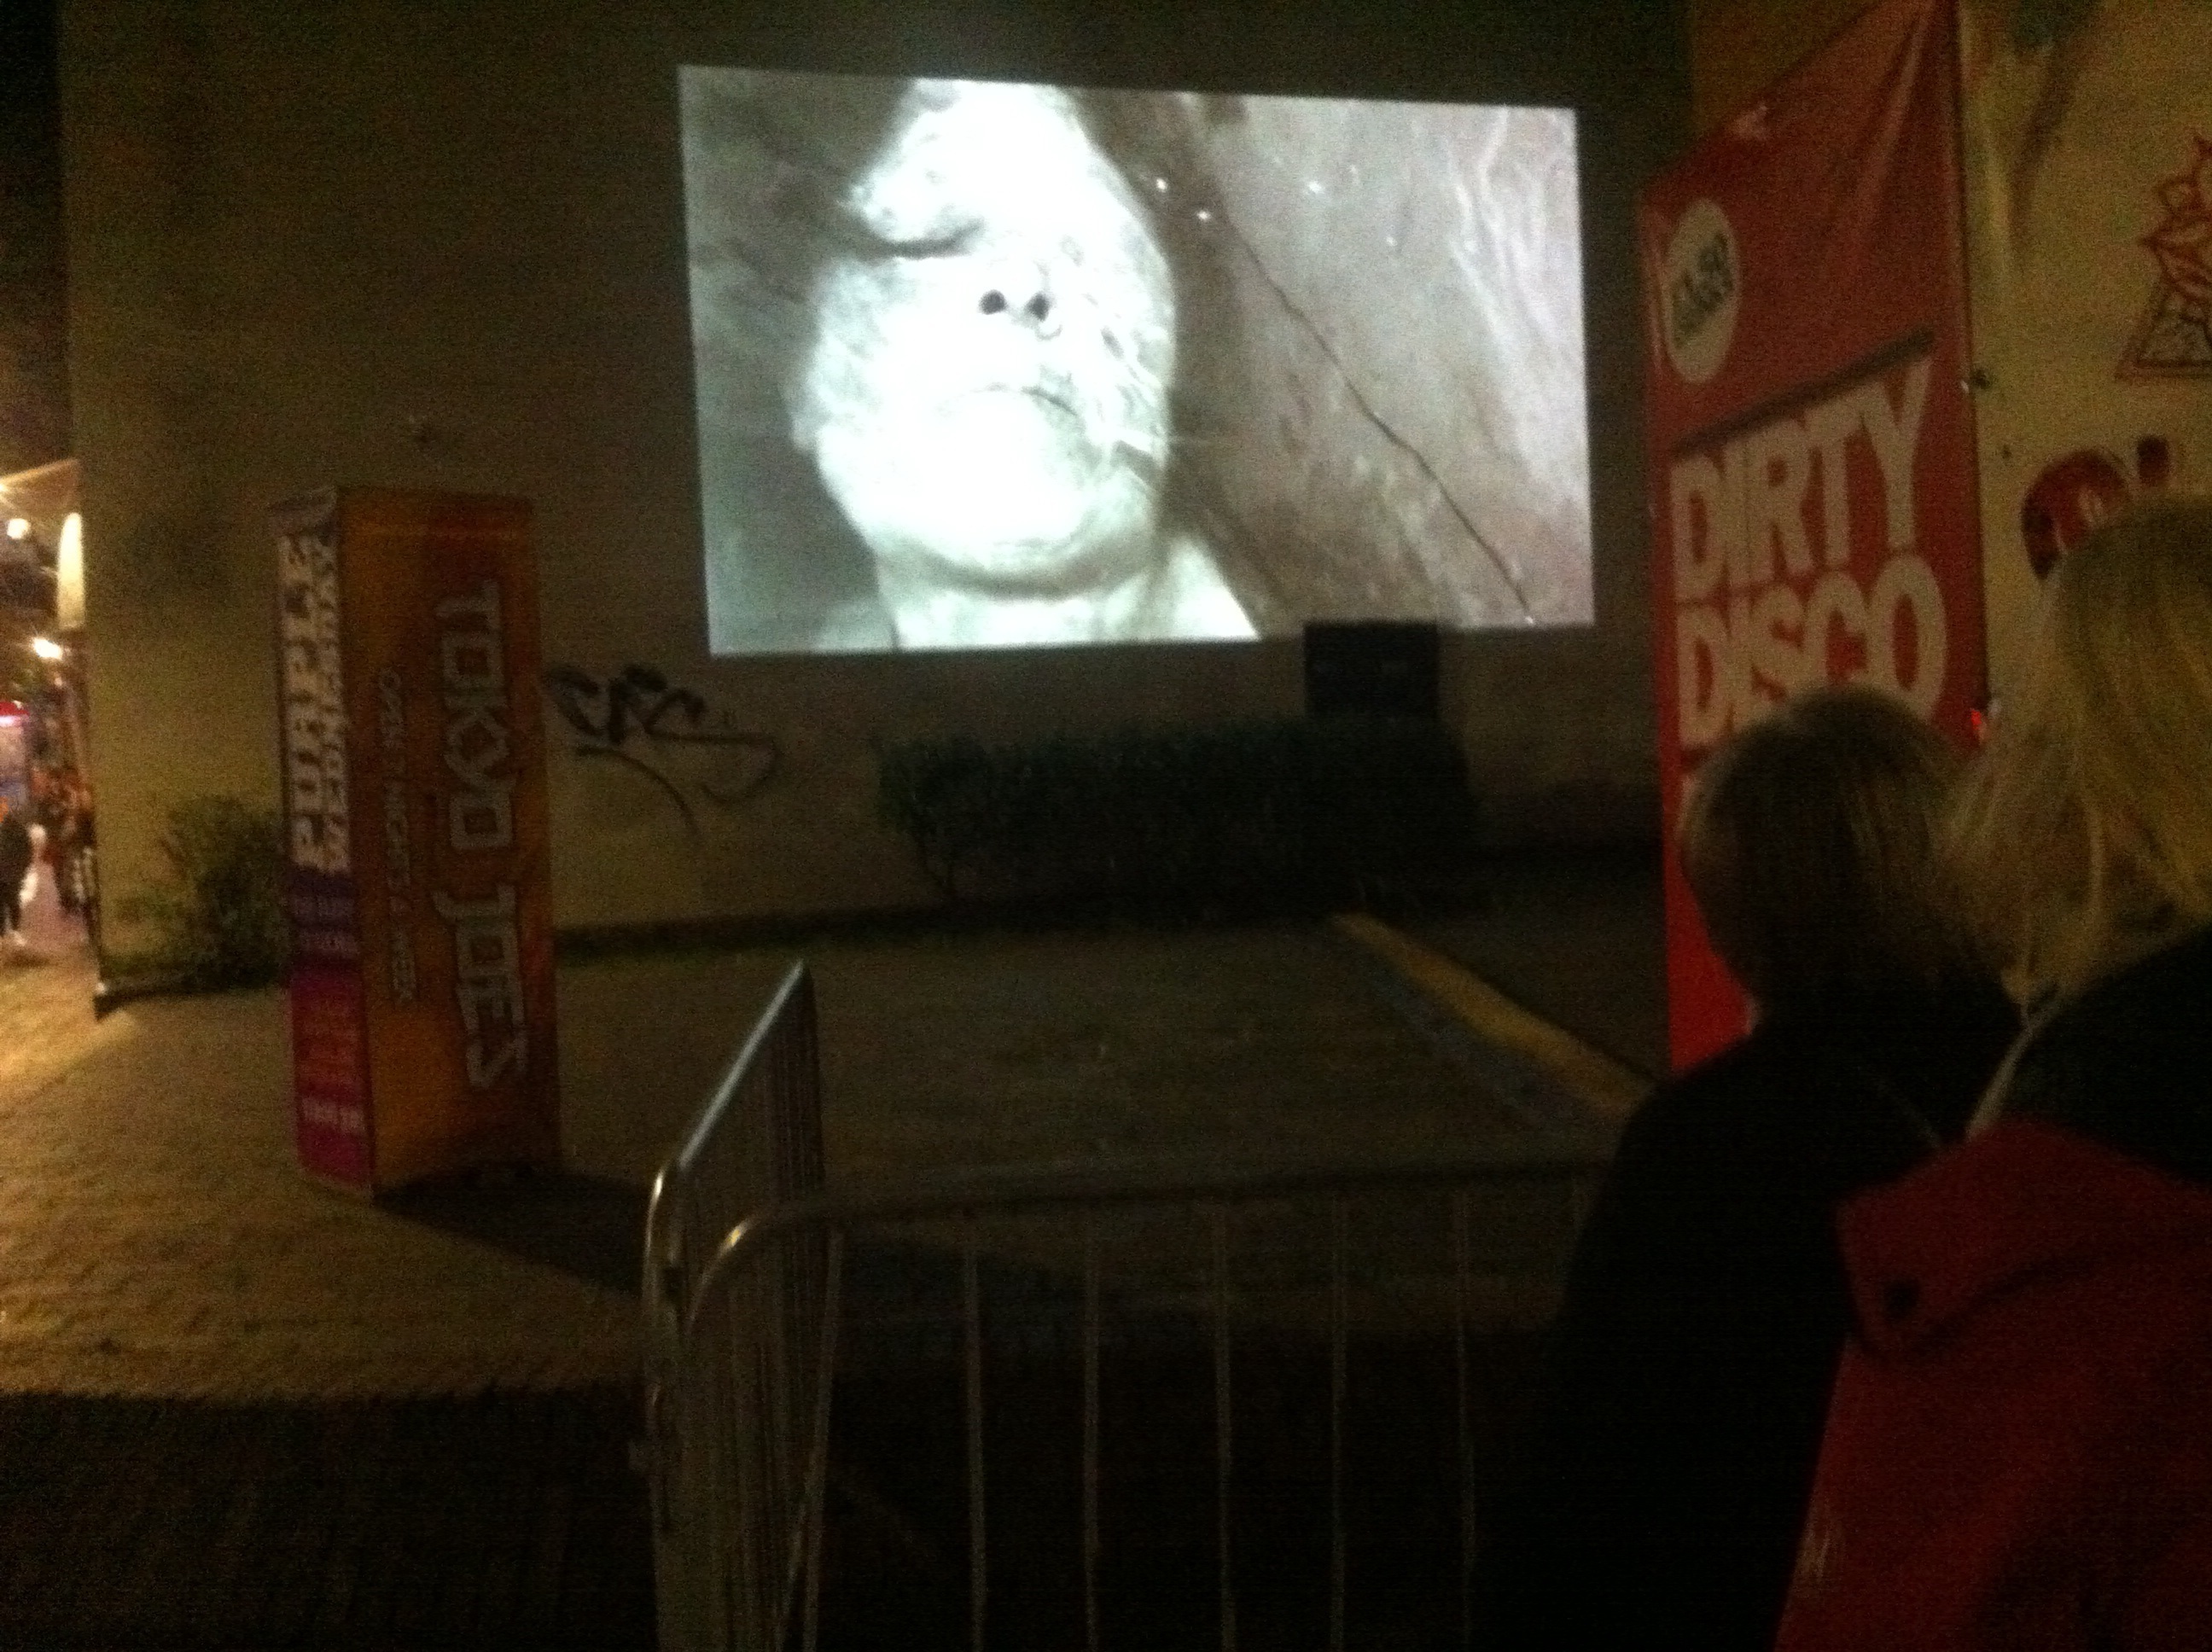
left=62, top=0, right=1685, bottom=938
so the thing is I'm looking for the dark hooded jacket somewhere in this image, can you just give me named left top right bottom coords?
left=1469, top=974, right=2018, bottom=1649
left=1776, top=923, right=2212, bottom=1650
left=0, top=806, right=32, bottom=889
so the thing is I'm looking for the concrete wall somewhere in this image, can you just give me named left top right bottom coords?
left=62, top=0, right=1689, bottom=937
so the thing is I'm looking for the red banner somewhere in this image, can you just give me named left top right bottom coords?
left=275, top=489, right=560, bottom=1192
left=1639, top=0, right=1986, bottom=1070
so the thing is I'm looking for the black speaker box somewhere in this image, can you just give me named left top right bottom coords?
left=1302, top=621, right=1441, bottom=720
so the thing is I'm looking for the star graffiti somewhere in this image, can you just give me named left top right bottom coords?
left=2121, top=133, right=2212, bottom=377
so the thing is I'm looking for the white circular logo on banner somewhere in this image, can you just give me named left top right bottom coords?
left=1662, top=198, right=1740, bottom=386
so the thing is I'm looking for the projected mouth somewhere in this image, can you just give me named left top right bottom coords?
left=946, top=385, right=1088, bottom=428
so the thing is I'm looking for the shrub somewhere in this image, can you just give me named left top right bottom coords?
left=876, top=718, right=1480, bottom=916
left=114, top=796, right=288, bottom=988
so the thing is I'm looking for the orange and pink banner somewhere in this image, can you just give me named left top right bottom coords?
left=275, top=488, right=560, bottom=1192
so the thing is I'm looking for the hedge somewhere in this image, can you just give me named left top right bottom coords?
left=876, top=718, right=1479, bottom=916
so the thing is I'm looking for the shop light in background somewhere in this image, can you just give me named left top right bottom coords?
left=0, top=464, right=80, bottom=628
left=31, top=637, right=62, bottom=661
left=55, top=512, right=81, bottom=630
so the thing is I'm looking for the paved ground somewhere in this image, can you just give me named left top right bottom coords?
left=0, top=844, right=1664, bottom=1646
left=0, top=1390, right=655, bottom=1651
left=0, top=881, right=663, bottom=1647
left=0, top=957, right=638, bottom=1399
left=1416, top=840, right=1668, bottom=1079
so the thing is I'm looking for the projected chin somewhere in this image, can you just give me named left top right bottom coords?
left=810, top=397, right=1151, bottom=583
left=797, top=82, right=1177, bottom=592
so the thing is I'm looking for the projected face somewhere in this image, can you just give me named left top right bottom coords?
left=792, top=81, right=1179, bottom=595
left=686, top=68, right=1592, bottom=653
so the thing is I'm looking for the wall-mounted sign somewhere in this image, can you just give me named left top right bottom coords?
left=274, top=488, right=559, bottom=1192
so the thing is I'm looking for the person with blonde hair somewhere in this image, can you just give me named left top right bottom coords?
left=1472, top=683, right=2016, bottom=1650
left=1778, top=496, right=2212, bottom=1649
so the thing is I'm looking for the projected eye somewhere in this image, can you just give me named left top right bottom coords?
left=1025, top=294, right=1051, bottom=323
left=980, top=290, right=1008, bottom=315
left=846, top=220, right=981, bottom=263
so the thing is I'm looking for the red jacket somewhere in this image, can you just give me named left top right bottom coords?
left=1774, top=1120, right=2212, bottom=1649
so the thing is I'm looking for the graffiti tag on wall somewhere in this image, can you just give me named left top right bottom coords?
left=542, top=663, right=778, bottom=838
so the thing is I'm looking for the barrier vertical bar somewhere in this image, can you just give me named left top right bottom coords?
left=1212, top=1204, right=1236, bottom=1652
left=965, top=1219, right=988, bottom=1652
left=1083, top=1209, right=1102, bottom=1652
left=1453, top=1188, right=1476, bottom=1652
left=1329, top=1196, right=1348, bottom=1652
left=798, top=1230, right=845, bottom=1652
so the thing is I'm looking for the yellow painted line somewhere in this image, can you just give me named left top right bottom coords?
left=1332, top=911, right=1650, bottom=1124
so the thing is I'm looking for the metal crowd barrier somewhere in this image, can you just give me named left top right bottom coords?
left=643, top=963, right=1611, bottom=1652
left=644, top=962, right=829, bottom=1652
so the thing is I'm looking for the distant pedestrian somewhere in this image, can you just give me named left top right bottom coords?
left=32, top=768, right=67, bottom=882
left=46, top=771, right=90, bottom=918
left=0, top=795, right=32, bottom=943
left=66, top=778, right=93, bottom=921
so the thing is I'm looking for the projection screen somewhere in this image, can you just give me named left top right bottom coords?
left=683, top=70, right=1590, bottom=654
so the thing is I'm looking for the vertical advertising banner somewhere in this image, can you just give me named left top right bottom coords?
left=1639, top=0, right=1986, bottom=1071
left=276, top=490, right=560, bottom=1193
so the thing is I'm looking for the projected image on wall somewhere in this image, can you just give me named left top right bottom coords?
left=683, top=70, right=1590, bottom=654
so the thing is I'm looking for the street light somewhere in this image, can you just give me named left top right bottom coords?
left=30, top=637, right=62, bottom=662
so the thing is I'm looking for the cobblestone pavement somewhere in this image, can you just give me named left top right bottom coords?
left=0, top=890, right=656, bottom=1648
left=0, top=942, right=637, bottom=1400
left=0, top=850, right=1659, bottom=1646
left=1416, top=841, right=1669, bottom=1079
left=0, top=1389, right=655, bottom=1650
left=0, top=906, right=1628, bottom=1403
left=562, top=916, right=1623, bottom=1192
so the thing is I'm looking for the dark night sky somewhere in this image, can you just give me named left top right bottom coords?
left=0, top=0, right=69, bottom=474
